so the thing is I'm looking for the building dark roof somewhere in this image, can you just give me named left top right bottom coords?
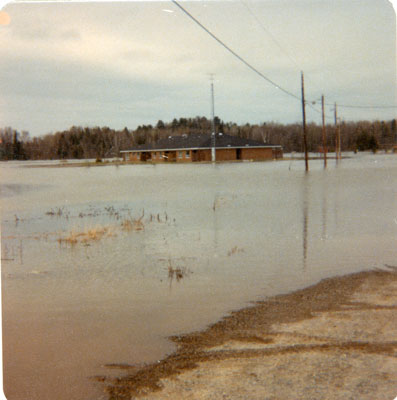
left=121, top=133, right=281, bottom=152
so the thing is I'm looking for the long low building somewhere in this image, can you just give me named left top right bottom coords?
left=121, top=133, right=283, bottom=162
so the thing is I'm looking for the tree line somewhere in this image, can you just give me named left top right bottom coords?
left=1, top=117, right=396, bottom=160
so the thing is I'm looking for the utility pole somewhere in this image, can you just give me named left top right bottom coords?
left=209, top=74, right=216, bottom=163
left=301, top=71, right=309, bottom=171
left=321, top=95, right=327, bottom=168
left=334, top=103, right=341, bottom=161
left=337, top=118, right=341, bottom=160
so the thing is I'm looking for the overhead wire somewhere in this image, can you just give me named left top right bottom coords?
left=171, top=0, right=331, bottom=120
left=326, top=103, right=397, bottom=109
left=239, top=0, right=301, bottom=71
left=239, top=0, right=332, bottom=118
left=239, top=0, right=397, bottom=113
left=239, top=0, right=362, bottom=119
left=171, top=0, right=397, bottom=120
left=171, top=0, right=301, bottom=102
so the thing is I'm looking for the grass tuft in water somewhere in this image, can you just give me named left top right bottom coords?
left=121, top=216, right=144, bottom=231
left=227, top=246, right=245, bottom=256
left=167, top=259, right=191, bottom=282
left=57, top=226, right=116, bottom=245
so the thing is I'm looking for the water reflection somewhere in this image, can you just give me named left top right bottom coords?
left=333, top=173, right=340, bottom=230
left=212, top=192, right=220, bottom=257
left=321, top=176, right=328, bottom=241
left=301, top=176, right=309, bottom=271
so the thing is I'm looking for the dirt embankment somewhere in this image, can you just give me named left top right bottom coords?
left=98, top=267, right=397, bottom=400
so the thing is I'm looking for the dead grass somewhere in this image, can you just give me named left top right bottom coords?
left=121, top=215, right=144, bottom=231
left=57, top=226, right=116, bottom=245
left=45, top=207, right=68, bottom=217
left=168, top=266, right=186, bottom=281
left=57, top=211, right=149, bottom=246
left=212, top=196, right=232, bottom=211
left=167, top=260, right=191, bottom=282
left=227, top=246, right=245, bottom=256
left=11, top=209, right=170, bottom=249
left=148, top=212, right=169, bottom=223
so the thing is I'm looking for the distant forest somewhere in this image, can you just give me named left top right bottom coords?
left=1, top=116, right=396, bottom=160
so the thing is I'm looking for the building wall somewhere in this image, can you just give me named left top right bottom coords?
left=241, top=147, right=274, bottom=160
left=191, top=149, right=211, bottom=162
left=152, top=151, right=165, bottom=162
left=124, top=147, right=282, bottom=162
left=183, top=150, right=192, bottom=162
left=176, top=150, right=193, bottom=162
left=216, top=148, right=237, bottom=161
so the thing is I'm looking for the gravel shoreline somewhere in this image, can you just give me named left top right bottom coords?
left=99, top=267, right=397, bottom=400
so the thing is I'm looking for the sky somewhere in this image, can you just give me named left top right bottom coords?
left=0, top=0, right=396, bottom=137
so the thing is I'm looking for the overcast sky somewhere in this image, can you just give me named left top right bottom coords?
left=0, top=0, right=396, bottom=137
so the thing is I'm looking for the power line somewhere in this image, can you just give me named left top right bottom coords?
left=172, top=0, right=332, bottom=120
left=172, top=0, right=397, bottom=117
left=171, top=0, right=301, bottom=102
left=326, top=103, right=397, bottom=109
left=239, top=1, right=397, bottom=113
left=239, top=0, right=326, bottom=117
left=239, top=0, right=301, bottom=71
left=238, top=0, right=333, bottom=109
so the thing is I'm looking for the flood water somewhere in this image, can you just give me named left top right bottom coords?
left=1, top=153, right=397, bottom=400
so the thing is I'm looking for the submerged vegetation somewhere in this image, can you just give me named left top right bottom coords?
left=53, top=207, right=174, bottom=247
left=120, top=215, right=144, bottom=232
left=57, top=226, right=116, bottom=245
left=46, top=207, right=69, bottom=217
left=167, top=259, right=192, bottom=283
left=1, top=117, right=396, bottom=160
left=227, top=246, right=245, bottom=256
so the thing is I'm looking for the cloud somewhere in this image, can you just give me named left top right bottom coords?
left=121, top=48, right=157, bottom=61
left=11, top=23, right=81, bottom=41
left=0, top=0, right=395, bottom=136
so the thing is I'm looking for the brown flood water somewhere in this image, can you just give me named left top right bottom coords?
left=1, top=153, right=397, bottom=399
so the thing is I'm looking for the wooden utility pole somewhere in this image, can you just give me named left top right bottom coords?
left=334, top=102, right=341, bottom=161
left=321, top=95, right=327, bottom=168
left=301, top=71, right=309, bottom=171
left=337, top=119, right=341, bottom=160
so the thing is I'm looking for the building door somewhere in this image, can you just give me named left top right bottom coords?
left=236, top=148, right=242, bottom=160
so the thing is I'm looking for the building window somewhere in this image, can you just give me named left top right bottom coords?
left=185, top=150, right=190, bottom=158
left=178, top=151, right=183, bottom=159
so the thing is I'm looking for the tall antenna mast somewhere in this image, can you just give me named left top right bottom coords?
left=209, top=73, right=216, bottom=162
